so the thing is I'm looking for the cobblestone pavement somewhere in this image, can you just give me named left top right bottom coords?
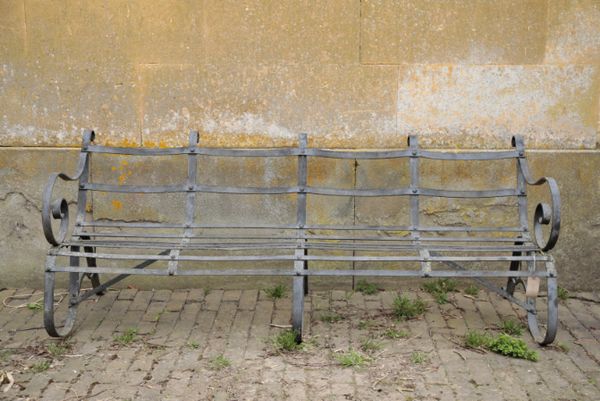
left=1, top=286, right=599, bottom=401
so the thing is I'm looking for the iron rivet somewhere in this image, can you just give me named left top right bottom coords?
left=188, top=186, right=194, bottom=191
left=412, top=151, right=417, bottom=156
left=519, top=151, right=524, bottom=157
left=412, top=189, right=418, bottom=194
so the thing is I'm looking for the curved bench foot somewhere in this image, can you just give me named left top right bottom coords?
left=526, top=277, right=558, bottom=346
left=44, top=271, right=79, bottom=338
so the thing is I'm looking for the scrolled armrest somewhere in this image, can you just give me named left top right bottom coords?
left=42, top=130, right=95, bottom=246
left=518, top=159, right=561, bottom=252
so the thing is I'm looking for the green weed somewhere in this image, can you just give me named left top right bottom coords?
left=336, top=350, right=368, bottom=368
left=557, top=287, right=569, bottom=301
left=383, top=328, right=409, bottom=339
left=392, top=296, right=427, bottom=320
left=410, top=351, right=427, bottom=364
left=113, top=328, right=138, bottom=346
left=464, top=331, right=493, bottom=349
left=319, top=311, right=344, bottom=323
left=264, top=284, right=286, bottom=299
left=31, top=360, right=51, bottom=373
left=500, top=319, right=524, bottom=336
left=464, top=284, right=479, bottom=297
left=423, top=279, right=458, bottom=304
left=360, top=338, right=382, bottom=353
left=209, top=355, right=231, bottom=370
left=356, top=280, right=379, bottom=295
left=488, top=334, right=538, bottom=362
left=273, top=330, right=302, bottom=352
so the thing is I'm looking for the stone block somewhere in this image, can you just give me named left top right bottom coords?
left=0, top=0, right=25, bottom=61
left=397, top=65, right=600, bottom=149
left=204, top=0, right=359, bottom=64
left=545, top=0, right=600, bottom=64
left=0, top=62, right=139, bottom=146
left=361, top=0, right=547, bottom=64
left=25, top=0, right=204, bottom=65
left=141, top=63, right=398, bottom=148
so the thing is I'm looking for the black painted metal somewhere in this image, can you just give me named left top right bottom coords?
left=42, top=131, right=560, bottom=344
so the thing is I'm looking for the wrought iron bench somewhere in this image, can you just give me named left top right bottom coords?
left=42, top=130, right=560, bottom=344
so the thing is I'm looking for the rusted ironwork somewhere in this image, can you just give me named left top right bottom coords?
left=42, top=130, right=560, bottom=344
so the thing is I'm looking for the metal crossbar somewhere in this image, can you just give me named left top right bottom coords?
left=42, top=130, right=561, bottom=346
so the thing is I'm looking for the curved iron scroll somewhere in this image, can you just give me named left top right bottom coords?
left=42, top=130, right=94, bottom=246
left=512, top=136, right=561, bottom=251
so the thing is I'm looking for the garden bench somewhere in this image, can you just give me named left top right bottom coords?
left=42, top=130, right=560, bottom=344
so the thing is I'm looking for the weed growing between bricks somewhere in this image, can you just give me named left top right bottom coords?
left=336, top=349, right=368, bottom=368
left=264, top=284, right=286, bottom=299
left=272, top=330, right=303, bottom=353
left=355, top=280, right=379, bottom=295
left=422, top=279, right=459, bottom=304
left=393, top=296, right=427, bottom=320
left=464, top=330, right=539, bottom=361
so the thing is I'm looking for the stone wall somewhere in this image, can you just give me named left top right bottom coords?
left=0, top=1, right=599, bottom=289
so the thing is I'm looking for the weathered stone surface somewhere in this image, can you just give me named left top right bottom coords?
left=141, top=63, right=398, bottom=148
left=0, top=62, right=139, bottom=146
left=204, top=0, right=359, bottom=64
left=545, top=0, right=600, bottom=64
left=397, top=65, right=600, bottom=149
left=361, top=0, right=547, bottom=64
left=0, top=0, right=25, bottom=62
left=25, top=0, right=204, bottom=65
left=0, top=148, right=80, bottom=287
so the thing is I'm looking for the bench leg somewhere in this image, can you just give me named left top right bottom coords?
left=44, top=271, right=80, bottom=338
left=292, top=273, right=305, bottom=343
left=506, top=258, right=558, bottom=346
left=526, top=267, right=558, bottom=346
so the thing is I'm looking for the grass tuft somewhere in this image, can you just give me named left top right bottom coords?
left=393, top=296, right=427, bottom=320
left=500, top=319, right=524, bottom=336
left=557, top=286, right=569, bottom=301
left=31, top=360, right=51, bottom=373
left=410, top=351, right=427, bottom=364
left=423, top=279, right=458, bottom=304
left=464, top=284, right=479, bottom=297
left=355, top=280, right=379, bottom=295
left=336, top=349, right=368, bottom=368
left=360, top=338, right=382, bottom=353
left=464, top=331, right=493, bottom=349
left=383, top=327, right=409, bottom=339
left=209, top=355, right=231, bottom=370
left=47, top=342, right=71, bottom=358
left=273, top=330, right=302, bottom=352
left=113, top=328, right=138, bottom=346
left=264, top=284, right=286, bottom=299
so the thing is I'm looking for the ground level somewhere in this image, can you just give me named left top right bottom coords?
left=1, top=286, right=599, bottom=400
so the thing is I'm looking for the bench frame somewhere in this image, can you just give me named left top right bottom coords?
left=42, top=130, right=560, bottom=344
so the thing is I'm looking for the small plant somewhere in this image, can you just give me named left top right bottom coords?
left=383, top=328, right=409, bottom=339
left=319, top=311, right=344, bottom=323
left=27, top=302, right=42, bottom=311
left=356, top=280, right=379, bottom=295
left=336, top=349, right=367, bottom=368
left=464, top=331, right=492, bottom=349
left=500, top=319, right=524, bottom=336
left=209, top=355, right=231, bottom=370
left=393, top=296, right=427, bottom=320
left=0, top=350, right=13, bottom=362
left=555, top=342, right=570, bottom=353
left=558, top=287, right=569, bottom=301
left=360, top=338, right=382, bottom=353
left=188, top=341, right=200, bottom=349
left=152, top=311, right=163, bottom=322
left=47, top=342, right=71, bottom=358
left=410, top=351, right=427, bottom=364
left=423, top=279, right=458, bottom=304
left=113, top=328, right=138, bottom=346
left=273, top=330, right=302, bottom=352
left=31, top=360, right=51, bottom=373
left=464, top=284, right=479, bottom=297
left=434, top=292, right=449, bottom=305
left=264, top=284, right=286, bottom=299
left=488, top=334, right=538, bottom=362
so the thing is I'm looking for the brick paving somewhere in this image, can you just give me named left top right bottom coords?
left=0, top=286, right=599, bottom=401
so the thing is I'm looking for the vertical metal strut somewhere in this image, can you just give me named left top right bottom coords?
left=408, top=136, right=430, bottom=276
left=292, top=133, right=308, bottom=341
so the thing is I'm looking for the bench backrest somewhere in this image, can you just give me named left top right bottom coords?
left=75, top=131, right=531, bottom=237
